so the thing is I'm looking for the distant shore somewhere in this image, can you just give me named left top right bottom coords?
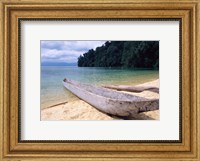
left=41, top=79, right=159, bottom=121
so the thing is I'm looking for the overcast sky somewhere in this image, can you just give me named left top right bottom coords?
left=41, top=41, right=106, bottom=65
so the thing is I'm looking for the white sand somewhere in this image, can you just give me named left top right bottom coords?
left=41, top=79, right=159, bottom=121
left=41, top=100, right=117, bottom=120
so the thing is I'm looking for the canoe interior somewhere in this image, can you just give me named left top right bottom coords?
left=63, top=78, right=158, bottom=102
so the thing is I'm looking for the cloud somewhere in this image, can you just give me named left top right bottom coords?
left=41, top=41, right=105, bottom=64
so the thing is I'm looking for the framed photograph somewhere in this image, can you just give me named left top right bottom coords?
left=0, top=0, right=199, bottom=160
left=41, top=40, right=159, bottom=121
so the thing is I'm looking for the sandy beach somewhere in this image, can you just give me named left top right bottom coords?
left=41, top=79, right=159, bottom=121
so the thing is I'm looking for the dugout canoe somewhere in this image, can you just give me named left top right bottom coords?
left=63, top=78, right=159, bottom=117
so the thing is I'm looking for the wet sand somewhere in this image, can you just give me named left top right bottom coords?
left=41, top=79, right=159, bottom=121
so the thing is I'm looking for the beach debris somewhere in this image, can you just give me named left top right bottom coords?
left=102, top=84, right=159, bottom=93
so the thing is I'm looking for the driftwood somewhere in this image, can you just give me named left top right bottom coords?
left=102, top=85, right=159, bottom=93
left=45, top=101, right=68, bottom=109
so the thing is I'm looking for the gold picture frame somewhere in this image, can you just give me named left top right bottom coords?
left=0, top=0, right=199, bottom=160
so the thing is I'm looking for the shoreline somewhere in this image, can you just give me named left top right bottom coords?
left=41, top=79, right=159, bottom=120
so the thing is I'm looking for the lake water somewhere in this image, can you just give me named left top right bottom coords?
left=41, top=66, right=159, bottom=109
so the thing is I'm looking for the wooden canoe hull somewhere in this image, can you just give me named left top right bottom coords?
left=63, top=79, right=159, bottom=117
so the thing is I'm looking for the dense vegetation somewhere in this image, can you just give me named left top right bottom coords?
left=77, top=41, right=159, bottom=69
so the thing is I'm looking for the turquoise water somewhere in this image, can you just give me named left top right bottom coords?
left=41, top=66, right=159, bottom=109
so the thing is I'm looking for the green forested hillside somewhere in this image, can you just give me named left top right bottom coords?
left=77, top=41, right=159, bottom=69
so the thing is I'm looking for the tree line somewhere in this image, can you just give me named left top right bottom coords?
left=77, top=41, right=159, bottom=69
